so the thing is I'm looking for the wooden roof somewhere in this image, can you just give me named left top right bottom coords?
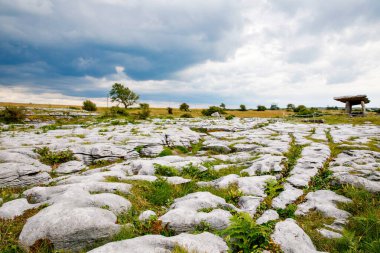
left=334, top=95, right=370, bottom=104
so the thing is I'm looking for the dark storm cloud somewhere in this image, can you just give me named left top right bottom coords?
left=0, top=0, right=243, bottom=94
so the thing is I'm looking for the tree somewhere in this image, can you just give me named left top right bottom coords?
left=287, top=104, right=295, bottom=111
left=82, top=100, right=97, bottom=111
left=257, top=105, right=267, bottom=111
left=180, top=103, right=190, bottom=111
left=270, top=104, right=279, bottom=110
left=109, top=83, right=139, bottom=108
left=240, top=104, right=247, bottom=111
left=220, top=103, right=226, bottom=109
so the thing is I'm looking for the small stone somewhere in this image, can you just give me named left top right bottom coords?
left=139, top=210, right=157, bottom=221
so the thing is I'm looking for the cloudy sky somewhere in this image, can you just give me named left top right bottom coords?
left=0, top=0, right=379, bottom=108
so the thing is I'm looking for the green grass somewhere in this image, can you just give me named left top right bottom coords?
left=282, top=134, right=304, bottom=177
left=298, top=185, right=380, bottom=253
left=0, top=205, right=51, bottom=253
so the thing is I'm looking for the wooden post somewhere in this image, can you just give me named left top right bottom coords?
left=361, top=100, right=366, bottom=115
left=345, top=101, right=351, bottom=114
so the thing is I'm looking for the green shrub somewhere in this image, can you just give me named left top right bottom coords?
left=82, top=100, right=97, bottom=111
left=154, top=164, right=179, bottom=177
left=257, top=105, right=267, bottom=111
left=294, top=105, right=320, bottom=116
left=158, top=147, right=173, bottom=157
left=167, top=107, right=173, bottom=114
left=110, top=106, right=129, bottom=116
left=219, top=212, right=274, bottom=253
left=0, top=106, right=26, bottom=123
left=225, top=115, right=235, bottom=120
left=138, top=103, right=150, bottom=120
left=180, top=113, right=193, bottom=118
left=201, top=106, right=226, bottom=116
left=277, top=204, right=297, bottom=219
left=34, top=147, right=76, bottom=167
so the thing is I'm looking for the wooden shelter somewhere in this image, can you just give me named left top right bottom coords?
left=334, top=95, right=370, bottom=115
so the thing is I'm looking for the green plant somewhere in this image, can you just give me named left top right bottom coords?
left=34, top=146, right=76, bottom=167
left=219, top=212, right=274, bottom=253
left=179, top=103, right=190, bottom=112
left=154, top=164, right=179, bottom=177
left=201, top=106, right=226, bottom=116
left=0, top=106, right=26, bottom=123
left=167, top=107, right=173, bottom=114
left=158, top=147, right=173, bottom=157
left=270, top=104, right=280, bottom=110
left=225, top=115, right=235, bottom=120
left=287, top=103, right=295, bottom=111
left=138, top=103, right=150, bottom=120
left=240, top=104, right=247, bottom=111
left=146, top=178, right=174, bottom=206
left=109, top=83, right=139, bottom=108
left=257, top=105, right=267, bottom=111
left=82, top=100, right=97, bottom=111
left=277, top=204, right=297, bottom=219
left=180, top=113, right=193, bottom=118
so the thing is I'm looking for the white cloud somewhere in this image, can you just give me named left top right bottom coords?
left=0, top=0, right=380, bottom=108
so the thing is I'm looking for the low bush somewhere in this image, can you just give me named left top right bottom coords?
left=167, top=107, right=173, bottom=114
left=82, top=100, right=97, bottom=111
left=0, top=106, right=26, bottom=123
left=225, top=115, right=235, bottom=120
left=138, top=103, right=150, bottom=120
left=180, top=113, right=193, bottom=118
left=34, top=146, right=76, bottom=167
left=201, top=106, right=226, bottom=116
left=110, top=106, right=129, bottom=116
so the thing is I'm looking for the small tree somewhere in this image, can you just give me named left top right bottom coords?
left=240, top=104, right=247, bottom=111
left=138, top=103, right=150, bottom=119
left=82, top=100, right=97, bottom=111
left=167, top=107, right=173, bottom=114
left=287, top=104, right=295, bottom=111
left=220, top=103, right=226, bottom=109
left=109, top=83, right=139, bottom=108
left=257, top=105, right=267, bottom=111
left=270, top=104, right=279, bottom=110
left=179, top=103, right=190, bottom=112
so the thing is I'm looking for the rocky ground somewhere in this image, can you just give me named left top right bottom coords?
left=0, top=117, right=379, bottom=253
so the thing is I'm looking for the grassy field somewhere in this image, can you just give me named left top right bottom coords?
left=1, top=102, right=379, bottom=124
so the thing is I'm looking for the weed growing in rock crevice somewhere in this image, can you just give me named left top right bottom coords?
left=219, top=212, right=281, bottom=253
left=34, top=146, right=76, bottom=168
